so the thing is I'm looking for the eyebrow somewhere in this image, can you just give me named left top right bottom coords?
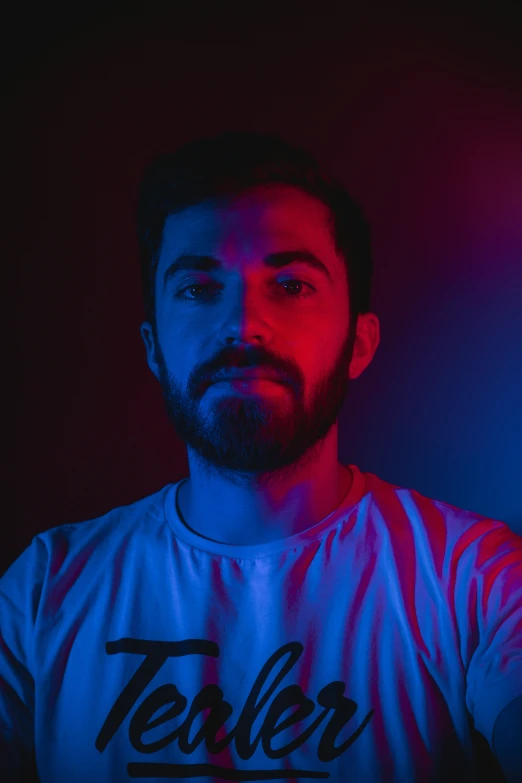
left=162, top=250, right=333, bottom=290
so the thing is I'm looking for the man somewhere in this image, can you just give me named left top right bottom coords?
left=2, top=131, right=521, bottom=782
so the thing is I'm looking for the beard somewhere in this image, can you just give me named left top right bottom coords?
left=153, top=322, right=355, bottom=486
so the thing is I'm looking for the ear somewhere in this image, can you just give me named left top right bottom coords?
left=140, top=321, right=161, bottom=381
left=349, top=313, right=380, bottom=380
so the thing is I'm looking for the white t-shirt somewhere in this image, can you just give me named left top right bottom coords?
left=1, top=465, right=521, bottom=782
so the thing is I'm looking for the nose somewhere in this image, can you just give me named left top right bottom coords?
left=218, top=285, right=269, bottom=346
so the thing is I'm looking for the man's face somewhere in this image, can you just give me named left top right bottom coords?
left=141, top=185, right=356, bottom=477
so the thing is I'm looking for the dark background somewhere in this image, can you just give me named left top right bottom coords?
left=7, top=0, right=522, bottom=576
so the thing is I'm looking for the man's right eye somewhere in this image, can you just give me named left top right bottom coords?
left=176, top=283, right=220, bottom=301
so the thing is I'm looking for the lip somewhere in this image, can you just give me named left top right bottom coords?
left=210, top=368, right=284, bottom=383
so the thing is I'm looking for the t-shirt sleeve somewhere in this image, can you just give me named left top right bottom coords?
left=0, top=537, right=47, bottom=780
left=462, top=520, right=522, bottom=749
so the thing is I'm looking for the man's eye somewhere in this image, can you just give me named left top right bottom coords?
left=176, top=283, right=220, bottom=300
left=175, top=280, right=314, bottom=302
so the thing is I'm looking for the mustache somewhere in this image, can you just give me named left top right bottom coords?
left=198, top=348, right=297, bottom=391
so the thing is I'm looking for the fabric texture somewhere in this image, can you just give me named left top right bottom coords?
left=1, top=464, right=521, bottom=782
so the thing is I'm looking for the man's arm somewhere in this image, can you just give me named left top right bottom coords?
left=492, top=694, right=522, bottom=783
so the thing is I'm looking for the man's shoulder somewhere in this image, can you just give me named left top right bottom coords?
left=363, top=468, right=521, bottom=548
left=41, top=482, right=176, bottom=548
left=1, top=483, right=176, bottom=591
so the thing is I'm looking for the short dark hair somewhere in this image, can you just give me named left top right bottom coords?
left=136, top=131, right=373, bottom=332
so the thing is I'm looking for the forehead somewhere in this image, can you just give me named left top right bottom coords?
left=159, top=185, right=338, bottom=260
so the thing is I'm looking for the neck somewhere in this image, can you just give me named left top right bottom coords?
left=177, top=462, right=353, bottom=546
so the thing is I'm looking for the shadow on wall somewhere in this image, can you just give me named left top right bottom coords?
left=473, top=728, right=508, bottom=783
